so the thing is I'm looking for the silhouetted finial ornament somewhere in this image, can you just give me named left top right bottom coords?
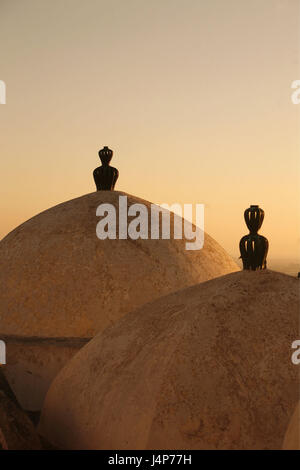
left=93, top=146, right=119, bottom=191
left=239, top=205, right=269, bottom=270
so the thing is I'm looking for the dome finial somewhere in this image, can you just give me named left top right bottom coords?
left=239, top=205, right=268, bottom=270
left=93, top=146, right=119, bottom=191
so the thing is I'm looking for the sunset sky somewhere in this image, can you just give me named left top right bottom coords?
left=0, top=0, right=299, bottom=265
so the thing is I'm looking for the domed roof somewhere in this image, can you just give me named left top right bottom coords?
left=39, top=270, right=299, bottom=450
left=0, top=191, right=238, bottom=338
left=282, top=403, right=299, bottom=449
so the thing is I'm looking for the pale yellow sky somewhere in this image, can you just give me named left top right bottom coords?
left=0, top=0, right=299, bottom=263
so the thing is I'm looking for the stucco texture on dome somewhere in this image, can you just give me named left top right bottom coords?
left=0, top=191, right=238, bottom=338
left=282, top=402, right=300, bottom=449
left=39, top=270, right=299, bottom=450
